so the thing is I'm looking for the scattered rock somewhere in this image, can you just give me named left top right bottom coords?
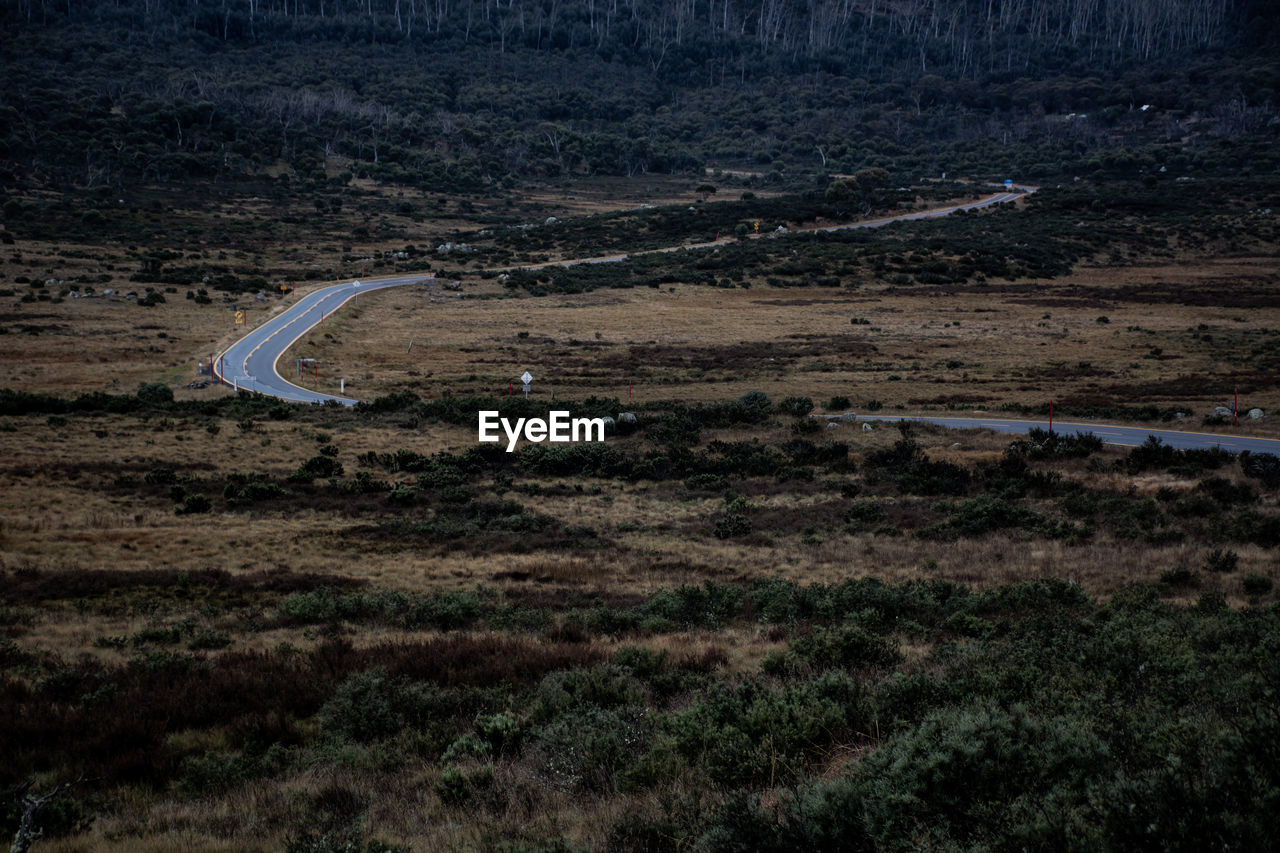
left=1247, top=408, right=1265, bottom=420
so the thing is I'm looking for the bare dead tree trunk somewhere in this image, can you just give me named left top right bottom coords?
left=10, top=779, right=81, bottom=853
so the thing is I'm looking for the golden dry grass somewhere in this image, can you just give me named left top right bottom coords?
left=0, top=173, right=717, bottom=396
left=3, top=407, right=1273, bottom=642
left=284, top=255, right=1280, bottom=438
left=2, top=183, right=1277, bottom=669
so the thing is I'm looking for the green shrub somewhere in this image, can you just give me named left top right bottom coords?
left=132, top=626, right=183, bottom=646
left=434, top=766, right=473, bottom=805
left=1159, top=567, right=1199, bottom=587
left=292, top=454, right=344, bottom=482
left=1204, top=548, right=1239, bottom=573
left=941, top=495, right=1040, bottom=537
left=440, top=484, right=473, bottom=504
left=684, top=473, right=726, bottom=491
left=639, top=582, right=744, bottom=630
left=532, top=705, right=653, bottom=794
left=225, top=479, right=289, bottom=507
left=531, top=665, right=645, bottom=721
left=1241, top=574, right=1273, bottom=596
left=188, top=629, right=232, bottom=650
left=144, top=467, right=177, bottom=485
left=713, top=496, right=753, bottom=539
left=786, top=623, right=902, bottom=670
left=1239, top=451, right=1280, bottom=489
left=1007, top=428, right=1102, bottom=460
left=136, top=382, right=173, bottom=405
left=319, top=668, right=426, bottom=743
left=668, top=671, right=867, bottom=787
left=778, top=396, right=814, bottom=417
left=874, top=672, right=960, bottom=729
left=174, top=493, right=211, bottom=515
left=857, top=701, right=1111, bottom=849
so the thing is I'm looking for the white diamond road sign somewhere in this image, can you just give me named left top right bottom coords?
left=520, top=371, right=533, bottom=384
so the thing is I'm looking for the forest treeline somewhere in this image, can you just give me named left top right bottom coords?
left=1, top=0, right=1277, bottom=192
left=8, top=0, right=1276, bottom=69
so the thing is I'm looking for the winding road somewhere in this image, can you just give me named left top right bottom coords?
left=209, top=186, right=1280, bottom=456
left=212, top=275, right=429, bottom=405
left=213, top=187, right=1030, bottom=406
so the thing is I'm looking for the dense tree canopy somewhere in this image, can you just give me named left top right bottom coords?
left=1, top=0, right=1276, bottom=191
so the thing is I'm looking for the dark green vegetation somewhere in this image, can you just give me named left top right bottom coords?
left=5, top=569, right=1280, bottom=848
left=2, top=0, right=1278, bottom=198
left=496, top=177, right=1280, bottom=293
left=4, top=1, right=1280, bottom=848
left=6, top=386, right=1280, bottom=553
left=2, top=398, right=1279, bottom=847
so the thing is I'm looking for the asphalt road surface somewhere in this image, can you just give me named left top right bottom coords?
left=213, top=275, right=436, bottom=405
left=855, top=415, right=1280, bottom=455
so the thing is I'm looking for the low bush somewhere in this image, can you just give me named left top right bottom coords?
left=1204, top=549, right=1239, bottom=573
left=173, top=493, right=211, bottom=515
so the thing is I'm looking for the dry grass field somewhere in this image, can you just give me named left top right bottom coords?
left=0, top=173, right=762, bottom=396
left=3, top=175, right=1280, bottom=852
left=2, top=180, right=1277, bottom=617
left=279, top=255, right=1280, bottom=435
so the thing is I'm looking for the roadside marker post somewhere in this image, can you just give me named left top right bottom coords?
left=521, top=370, right=533, bottom=400
left=1049, top=401, right=1053, bottom=434
left=1235, top=387, right=1239, bottom=427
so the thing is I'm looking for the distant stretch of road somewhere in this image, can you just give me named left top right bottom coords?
left=208, top=185, right=1279, bottom=457
left=567, top=188, right=1031, bottom=265
left=214, top=187, right=1033, bottom=406
left=855, top=415, right=1280, bottom=456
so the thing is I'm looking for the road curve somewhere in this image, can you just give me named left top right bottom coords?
left=212, top=274, right=437, bottom=405
left=854, top=415, right=1280, bottom=455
